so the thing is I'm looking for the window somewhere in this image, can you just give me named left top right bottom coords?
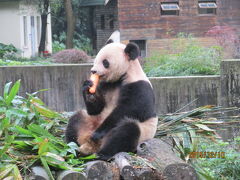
left=130, top=40, right=146, bottom=57
left=198, top=1, right=217, bottom=15
left=100, top=15, right=105, bottom=29
left=23, top=16, right=28, bottom=46
left=161, top=2, right=180, bottom=16
left=109, top=15, right=114, bottom=29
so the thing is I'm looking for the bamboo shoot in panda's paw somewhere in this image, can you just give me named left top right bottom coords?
left=89, top=74, right=99, bottom=94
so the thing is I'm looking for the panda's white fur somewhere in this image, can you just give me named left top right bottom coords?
left=65, top=35, right=158, bottom=160
left=91, top=43, right=157, bottom=141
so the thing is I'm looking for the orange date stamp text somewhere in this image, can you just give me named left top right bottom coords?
left=189, top=151, right=225, bottom=158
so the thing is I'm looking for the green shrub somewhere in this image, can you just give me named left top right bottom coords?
left=52, top=40, right=66, bottom=53
left=52, top=32, right=93, bottom=54
left=144, top=35, right=223, bottom=76
left=0, top=43, right=19, bottom=58
left=195, top=138, right=240, bottom=180
left=0, top=80, right=89, bottom=179
left=0, top=59, right=53, bottom=66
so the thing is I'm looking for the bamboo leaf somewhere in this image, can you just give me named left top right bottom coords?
left=183, top=131, right=191, bottom=151
left=0, top=107, right=6, bottom=113
left=3, top=176, right=15, bottom=180
left=31, top=103, right=59, bottom=118
left=43, top=152, right=72, bottom=170
left=67, top=142, right=79, bottom=156
left=188, top=128, right=198, bottom=152
left=12, top=165, right=23, bottom=180
left=3, top=82, right=12, bottom=100
left=6, top=109, right=28, bottom=119
left=28, top=89, right=49, bottom=96
left=40, top=157, right=55, bottom=180
left=30, top=97, right=45, bottom=106
left=195, top=124, right=215, bottom=132
left=27, top=124, right=62, bottom=144
left=14, top=126, right=33, bottom=136
left=38, top=138, right=49, bottom=155
left=79, top=154, right=97, bottom=160
left=13, top=141, right=33, bottom=150
left=0, top=135, right=14, bottom=159
left=6, top=80, right=21, bottom=106
left=202, top=121, right=223, bottom=124
left=0, top=165, right=14, bottom=179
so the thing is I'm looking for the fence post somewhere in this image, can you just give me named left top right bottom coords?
left=220, top=60, right=240, bottom=107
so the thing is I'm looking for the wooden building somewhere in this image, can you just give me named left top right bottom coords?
left=80, top=0, right=240, bottom=57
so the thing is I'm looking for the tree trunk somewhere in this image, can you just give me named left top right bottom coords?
left=89, top=7, right=97, bottom=53
left=38, top=0, right=49, bottom=57
left=64, top=0, right=76, bottom=49
left=39, top=14, right=48, bottom=56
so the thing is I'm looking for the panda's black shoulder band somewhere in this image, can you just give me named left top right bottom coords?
left=124, top=43, right=140, bottom=60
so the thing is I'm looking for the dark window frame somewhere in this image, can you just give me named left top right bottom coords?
left=160, top=2, right=180, bottom=16
left=100, top=15, right=105, bottom=30
left=198, top=1, right=217, bottom=15
left=130, top=40, right=147, bottom=58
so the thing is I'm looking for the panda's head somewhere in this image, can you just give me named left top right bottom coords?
left=91, top=42, right=140, bottom=82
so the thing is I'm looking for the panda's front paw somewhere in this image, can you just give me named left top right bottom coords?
left=82, top=80, right=97, bottom=102
left=82, top=80, right=93, bottom=93
left=91, top=131, right=105, bottom=142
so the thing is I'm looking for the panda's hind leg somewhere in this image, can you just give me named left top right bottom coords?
left=65, top=111, right=83, bottom=145
left=97, top=120, right=140, bottom=161
left=66, top=110, right=102, bottom=156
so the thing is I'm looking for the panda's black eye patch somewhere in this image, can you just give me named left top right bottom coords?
left=103, top=59, right=110, bottom=68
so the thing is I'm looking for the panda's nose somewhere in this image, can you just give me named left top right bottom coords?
left=91, top=70, right=97, bottom=74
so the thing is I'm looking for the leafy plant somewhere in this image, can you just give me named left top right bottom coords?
left=0, top=43, right=19, bottom=58
left=0, top=58, right=53, bottom=66
left=52, top=40, right=66, bottom=53
left=0, top=80, right=94, bottom=179
left=195, top=137, right=240, bottom=180
left=52, top=32, right=93, bottom=54
left=144, top=34, right=223, bottom=76
left=156, top=105, right=240, bottom=179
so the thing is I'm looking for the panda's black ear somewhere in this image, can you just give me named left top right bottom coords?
left=105, top=30, right=120, bottom=45
left=106, top=39, right=114, bottom=45
left=124, top=42, right=140, bottom=60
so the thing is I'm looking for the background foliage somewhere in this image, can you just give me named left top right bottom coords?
left=144, top=34, right=223, bottom=77
left=196, top=138, right=240, bottom=180
left=51, top=0, right=93, bottom=54
left=0, top=43, right=19, bottom=59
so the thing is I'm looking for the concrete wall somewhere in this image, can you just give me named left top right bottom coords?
left=151, top=76, right=220, bottom=114
left=0, top=60, right=239, bottom=114
left=0, top=64, right=91, bottom=112
left=0, top=63, right=230, bottom=115
left=221, top=60, right=240, bottom=108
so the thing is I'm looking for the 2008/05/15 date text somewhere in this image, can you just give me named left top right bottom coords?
left=189, top=152, right=225, bottom=158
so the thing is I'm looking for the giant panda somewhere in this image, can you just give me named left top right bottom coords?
left=65, top=33, right=158, bottom=160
